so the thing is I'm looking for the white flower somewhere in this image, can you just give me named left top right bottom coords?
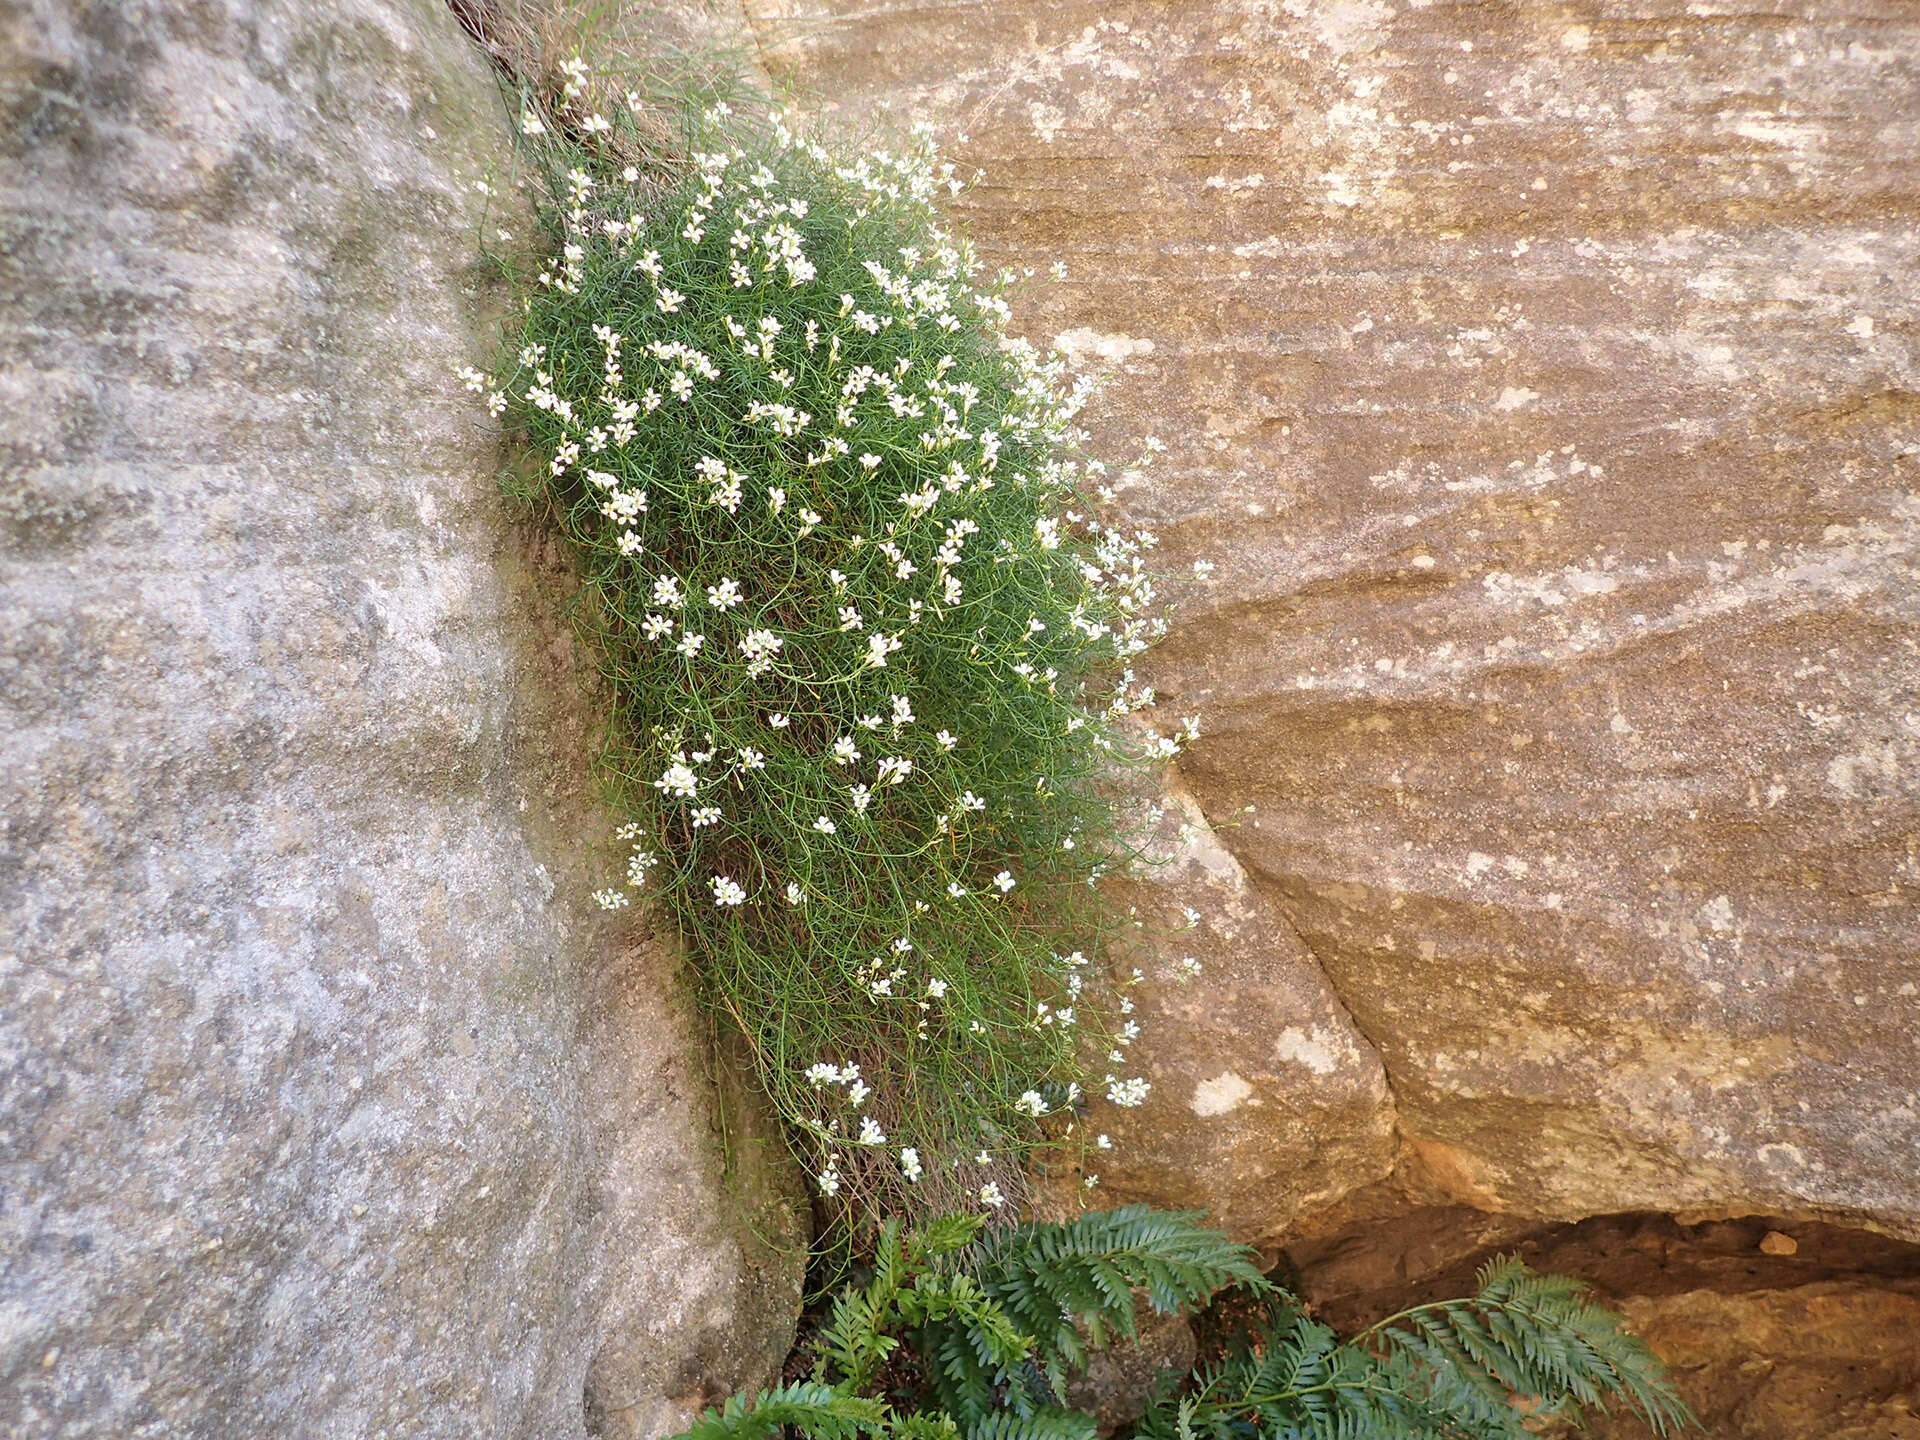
left=738, top=747, right=766, bottom=770
left=813, top=815, right=837, bottom=834
left=1176, top=956, right=1203, bottom=981
left=865, top=632, right=904, bottom=669
left=857, top=1117, right=887, bottom=1146
left=817, top=1165, right=841, bottom=1198
left=1014, top=1091, right=1046, bottom=1117
left=860, top=452, right=883, bottom=470
left=593, top=888, right=630, bottom=910
left=785, top=882, right=805, bottom=905
left=1085, top=1175, right=1101, bottom=1190
left=520, top=110, right=547, bottom=135
left=656, top=287, right=685, bottom=314
left=890, top=695, right=913, bottom=727
left=691, top=806, right=722, bottom=828
left=711, top=875, right=747, bottom=907
left=926, top=977, right=948, bottom=999
left=1096, top=1134, right=1112, bottom=1150
left=832, top=737, right=861, bottom=766
left=850, top=784, right=872, bottom=813
left=674, top=631, right=706, bottom=659
left=768, top=712, right=790, bottom=728
left=994, top=871, right=1015, bottom=893
left=653, top=576, right=685, bottom=609
left=877, top=756, right=912, bottom=785
left=947, top=882, right=967, bottom=898
left=899, top=1148, right=923, bottom=1182
left=959, top=791, right=986, bottom=813
left=847, top=1079, right=870, bottom=1106
left=641, top=613, right=675, bottom=641
left=936, top=730, right=957, bottom=751
left=1105, top=1076, right=1150, bottom=1108
left=654, top=762, right=699, bottom=798
left=707, top=577, right=743, bottom=609
left=978, top=1182, right=1006, bottom=1209
left=739, top=628, right=783, bottom=675
left=709, top=473, right=744, bottom=513
left=837, top=605, right=864, bottom=632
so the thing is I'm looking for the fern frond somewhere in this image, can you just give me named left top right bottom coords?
left=677, top=1383, right=890, bottom=1440
left=963, top=1406, right=1099, bottom=1440
left=1361, top=1257, right=1695, bottom=1436
left=892, top=1409, right=964, bottom=1440
left=967, top=1206, right=1267, bottom=1376
left=816, top=1219, right=913, bottom=1389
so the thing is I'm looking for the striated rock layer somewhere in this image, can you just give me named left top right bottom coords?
left=746, top=0, right=1920, bottom=1244
left=0, top=2, right=802, bottom=1436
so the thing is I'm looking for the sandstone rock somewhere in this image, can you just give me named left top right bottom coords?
left=1037, top=775, right=1396, bottom=1246
left=0, top=3, right=802, bottom=1437
left=1591, top=1284, right=1920, bottom=1439
left=747, top=0, right=1920, bottom=1241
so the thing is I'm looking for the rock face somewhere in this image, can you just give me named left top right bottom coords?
left=0, top=3, right=802, bottom=1437
left=746, top=0, right=1920, bottom=1242
left=1036, top=775, right=1397, bottom=1242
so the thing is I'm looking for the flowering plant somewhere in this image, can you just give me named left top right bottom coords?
left=484, top=71, right=1196, bottom=1218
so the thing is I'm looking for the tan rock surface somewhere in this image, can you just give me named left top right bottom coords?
left=0, top=2, right=802, bottom=1436
left=747, top=0, right=1920, bottom=1239
left=1040, top=775, right=1396, bottom=1244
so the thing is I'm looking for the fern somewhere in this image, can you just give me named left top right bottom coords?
left=679, top=1383, right=890, bottom=1440
left=965, top=1408, right=1101, bottom=1440
left=973, top=1207, right=1269, bottom=1368
left=911, top=1206, right=1264, bottom=1423
left=672, top=1214, right=1690, bottom=1440
left=1361, top=1257, right=1694, bottom=1436
left=1138, top=1256, right=1693, bottom=1440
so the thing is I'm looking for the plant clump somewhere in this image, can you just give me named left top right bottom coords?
left=481, top=69, right=1199, bottom=1220
left=676, top=1207, right=1693, bottom=1440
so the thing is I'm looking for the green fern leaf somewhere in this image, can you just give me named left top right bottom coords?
left=676, top=1383, right=889, bottom=1440
left=963, top=1406, right=1099, bottom=1440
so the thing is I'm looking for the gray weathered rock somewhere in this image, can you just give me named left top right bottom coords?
left=748, top=0, right=1920, bottom=1241
left=0, top=2, right=802, bottom=1436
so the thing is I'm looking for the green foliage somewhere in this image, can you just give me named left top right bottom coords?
left=491, top=58, right=1182, bottom=1221
left=679, top=1383, right=889, bottom=1440
left=929, top=1206, right=1270, bottom=1421
left=670, top=1209, right=1689, bottom=1440
left=1140, top=1257, right=1693, bottom=1440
